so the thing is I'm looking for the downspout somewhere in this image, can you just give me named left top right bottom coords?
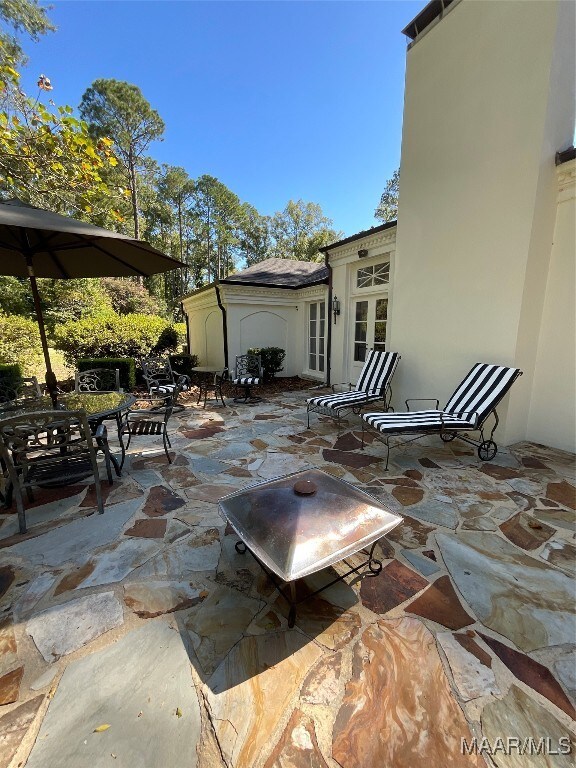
left=324, top=249, right=332, bottom=387
left=215, top=283, right=229, bottom=368
left=181, top=302, right=191, bottom=353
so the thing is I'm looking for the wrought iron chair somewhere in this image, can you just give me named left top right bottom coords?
left=141, top=356, right=190, bottom=412
left=361, top=362, right=523, bottom=469
left=0, top=410, right=114, bottom=533
left=0, top=376, right=43, bottom=405
left=75, top=368, right=121, bottom=393
left=120, top=388, right=179, bottom=466
left=306, top=350, right=401, bottom=428
left=232, top=354, right=263, bottom=403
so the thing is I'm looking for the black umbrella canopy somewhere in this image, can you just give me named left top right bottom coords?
left=0, top=199, right=185, bottom=405
left=0, top=199, right=184, bottom=278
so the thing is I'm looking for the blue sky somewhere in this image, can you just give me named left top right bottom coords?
left=20, top=1, right=422, bottom=237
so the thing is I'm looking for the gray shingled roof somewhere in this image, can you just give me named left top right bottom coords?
left=221, top=258, right=328, bottom=289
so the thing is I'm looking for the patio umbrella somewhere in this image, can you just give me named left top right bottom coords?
left=0, top=199, right=185, bottom=406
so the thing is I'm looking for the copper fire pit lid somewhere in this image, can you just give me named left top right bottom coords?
left=218, top=468, right=403, bottom=582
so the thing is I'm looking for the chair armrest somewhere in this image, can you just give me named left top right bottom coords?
left=405, top=398, right=440, bottom=411
left=331, top=382, right=354, bottom=393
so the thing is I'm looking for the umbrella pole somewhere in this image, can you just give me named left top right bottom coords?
left=26, top=259, right=58, bottom=407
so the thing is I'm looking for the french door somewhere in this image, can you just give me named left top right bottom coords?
left=350, top=297, right=388, bottom=380
left=308, top=301, right=326, bottom=374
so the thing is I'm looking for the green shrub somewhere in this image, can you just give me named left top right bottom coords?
left=154, top=326, right=179, bottom=354
left=0, top=362, right=22, bottom=401
left=247, top=346, right=286, bottom=381
left=77, top=358, right=136, bottom=392
left=168, top=353, right=199, bottom=381
left=174, top=322, right=187, bottom=350
left=53, top=312, right=172, bottom=367
left=101, top=277, right=167, bottom=317
left=0, top=312, right=43, bottom=375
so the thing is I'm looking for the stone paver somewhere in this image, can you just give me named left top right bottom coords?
left=25, top=621, right=201, bottom=768
left=0, top=389, right=573, bottom=767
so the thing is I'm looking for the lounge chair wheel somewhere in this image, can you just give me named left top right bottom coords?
left=440, top=432, right=456, bottom=442
left=478, top=440, right=497, bottom=461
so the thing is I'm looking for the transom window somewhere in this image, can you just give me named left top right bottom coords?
left=356, top=261, right=390, bottom=289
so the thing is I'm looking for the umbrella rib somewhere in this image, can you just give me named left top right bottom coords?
left=75, top=236, right=154, bottom=276
left=49, top=250, right=70, bottom=279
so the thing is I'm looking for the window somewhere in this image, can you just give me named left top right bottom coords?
left=356, top=261, right=390, bottom=289
left=308, top=301, right=325, bottom=373
left=353, top=301, right=368, bottom=362
left=374, top=298, right=388, bottom=353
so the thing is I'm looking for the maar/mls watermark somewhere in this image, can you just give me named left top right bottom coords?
left=461, top=736, right=573, bottom=756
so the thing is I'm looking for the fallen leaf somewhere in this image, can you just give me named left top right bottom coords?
left=93, top=724, right=111, bottom=733
left=175, top=708, right=183, bottom=718
left=138, top=711, right=143, bottom=718
left=111, top=754, right=117, bottom=760
left=527, top=520, right=543, bottom=529
left=465, top=629, right=476, bottom=637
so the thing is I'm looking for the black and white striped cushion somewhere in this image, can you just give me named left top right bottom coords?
left=307, top=389, right=383, bottom=412
left=444, top=363, right=521, bottom=426
left=233, top=376, right=260, bottom=386
left=307, top=351, right=399, bottom=412
left=356, top=350, right=400, bottom=393
left=363, top=410, right=476, bottom=433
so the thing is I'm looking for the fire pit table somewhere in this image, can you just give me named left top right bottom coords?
left=218, top=468, right=403, bottom=627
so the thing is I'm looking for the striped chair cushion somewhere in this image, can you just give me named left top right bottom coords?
left=444, top=363, right=521, bottom=426
left=233, top=376, right=260, bottom=386
left=356, top=350, right=400, bottom=394
left=307, top=389, right=383, bottom=412
left=362, top=363, right=522, bottom=435
left=363, top=410, right=476, bottom=434
left=150, top=383, right=189, bottom=394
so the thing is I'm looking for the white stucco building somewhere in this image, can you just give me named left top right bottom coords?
left=183, top=0, right=575, bottom=453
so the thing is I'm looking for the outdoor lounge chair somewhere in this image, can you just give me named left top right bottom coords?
left=306, top=350, right=401, bottom=428
left=232, top=354, right=263, bottom=403
left=361, top=362, right=523, bottom=469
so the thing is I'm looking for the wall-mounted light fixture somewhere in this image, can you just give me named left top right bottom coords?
left=358, top=249, right=368, bottom=258
left=332, top=295, right=341, bottom=324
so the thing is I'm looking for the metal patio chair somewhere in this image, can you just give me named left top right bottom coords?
left=75, top=368, right=121, bottom=393
left=0, top=376, right=43, bottom=405
left=120, top=388, right=179, bottom=466
left=232, top=354, right=263, bottom=403
left=306, top=350, right=401, bottom=428
left=361, top=362, right=523, bottom=469
left=141, top=356, right=190, bottom=412
left=0, top=409, right=114, bottom=533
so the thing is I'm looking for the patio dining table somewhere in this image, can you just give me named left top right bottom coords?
left=0, top=391, right=136, bottom=474
left=218, top=468, right=403, bottom=627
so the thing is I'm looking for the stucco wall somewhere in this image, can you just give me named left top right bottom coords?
left=182, top=289, right=225, bottom=368
left=527, top=160, right=576, bottom=452
left=390, top=0, right=575, bottom=447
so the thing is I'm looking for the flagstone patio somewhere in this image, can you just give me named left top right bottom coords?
left=0, top=387, right=574, bottom=767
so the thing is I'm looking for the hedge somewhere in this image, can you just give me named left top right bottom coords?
left=53, top=312, right=179, bottom=368
left=0, top=313, right=43, bottom=376
left=77, top=358, right=136, bottom=392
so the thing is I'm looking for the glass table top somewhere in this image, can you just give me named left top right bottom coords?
left=0, top=392, right=135, bottom=420
left=218, top=468, right=403, bottom=582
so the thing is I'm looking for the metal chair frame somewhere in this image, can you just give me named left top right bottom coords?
left=361, top=367, right=523, bottom=470
left=121, top=389, right=178, bottom=466
left=197, top=368, right=228, bottom=408
left=0, top=410, right=113, bottom=533
left=141, top=356, right=190, bottom=412
left=232, top=354, right=263, bottom=404
left=75, top=368, right=121, bottom=393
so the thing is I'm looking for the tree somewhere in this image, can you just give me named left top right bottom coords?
left=0, top=57, right=121, bottom=215
left=0, top=0, right=55, bottom=68
left=375, top=168, right=399, bottom=223
left=270, top=200, right=342, bottom=262
left=238, top=203, right=271, bottom=267
left=79, top=79, right=165, bottom=239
